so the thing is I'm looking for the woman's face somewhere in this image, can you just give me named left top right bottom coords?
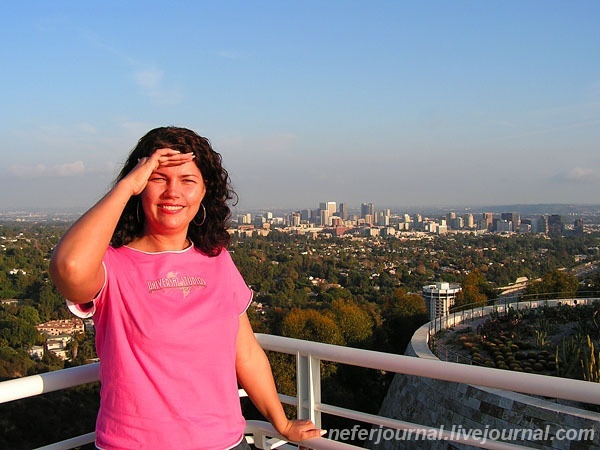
left=141, top=157, right=206, bottom=237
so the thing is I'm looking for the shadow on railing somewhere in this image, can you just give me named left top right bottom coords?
left=2, top=333, right=600, bottom=449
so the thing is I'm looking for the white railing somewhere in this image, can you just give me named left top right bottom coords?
left=1, top=333, right=599, bottom=450
left=429, top=297, right=599, bottom=337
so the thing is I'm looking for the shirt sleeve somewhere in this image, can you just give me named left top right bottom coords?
left=66, top=299, right=96, bottom=318
left=65, top=261, right=107, bottom=318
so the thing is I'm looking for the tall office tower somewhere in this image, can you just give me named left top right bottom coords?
left=361, top=202, right=375, bottom=219
left=446, top=212, right=457, bottom=222
left=496, top=220, right=513, bottom=233
left=403, top=214, right=411, bottom=223
left=573, top=218, right=584, bottom=235
left=449, top=216, right=464, bottom=230
left=422, top=282, right=462, bottom=321
left=375, top=211, right=389, bottom=226
left=290, top=212, right=301, bottom=227
left=320, top=201, right=336, bottom=213
left=319, top=201, right=336, bottom=222
left=301, top=209, right=310, bottom=221
left=533, top=215, right=547, bottom=234
left=310, top=209, right=320, bottom=224
left=519, top=223, right=532, bottom=233
left=412, top=214, right=423, bottom=231
left=463, top=213, right=474, bottom=228
left=339, top=202, right=348, bottom=220
left=483, top=212, right=494, bottom=230
left=320, top=209, right=330, bottom=227
left=513, top=212, right=521, bottom=229
left=501, top=212, right=521, bottom=231
left=327, top=201, right=336, bottom=216
left=548, top=215, right=563, bottom=237
left=520, top=219, right=533, bottom=233
left=237, top=213, right=253, bottom=224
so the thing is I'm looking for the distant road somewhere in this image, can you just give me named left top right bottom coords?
left=572, top=262, right=599, bottom=279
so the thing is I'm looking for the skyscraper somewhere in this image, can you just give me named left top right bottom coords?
left=319, top=201, right=337, bottom=226
left=361, top=202, right=374, bottom=219
left=482, top=212, right=494, bottom=231
left=548, top=215, right=563, bottom=237
left=573, top=218, right=584, bottom=235
left=501, top=212, right=520, bottom=231
left=338, top=202, right=348, bottom=220
left=463, top=213, right=474, bottom=229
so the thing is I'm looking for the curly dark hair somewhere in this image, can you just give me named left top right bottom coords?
left=111, top=126, right=237, bottom=256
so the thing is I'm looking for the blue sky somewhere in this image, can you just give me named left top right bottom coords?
left=1, top=1, right=599, bottom=212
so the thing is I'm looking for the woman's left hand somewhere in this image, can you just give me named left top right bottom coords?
left=278, top=419, right=326, bottom=443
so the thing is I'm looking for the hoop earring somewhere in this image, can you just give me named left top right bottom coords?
left=193, top=203, right=206, bottom=227
left=136, top=202, right=144, bottom=224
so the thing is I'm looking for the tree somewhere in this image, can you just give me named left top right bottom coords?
left=389, top=288, right=428, bottom=317
left=282, top=308, right=345, bottom=346
left=0, top=314, right=41, bottom=350
left=36, top=283, right=69, bottom=321
left=525, top=270, right=579, bottom=299
left=328, top=299, right=373, bottom=347
left=381, top=289, right=428, bottom=354
left=17, top=305, right=41, bottom=326
left=453, top=270, right=494, bottom=311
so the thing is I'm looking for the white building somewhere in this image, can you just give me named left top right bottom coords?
left=422, top=282, right=462, bottom=321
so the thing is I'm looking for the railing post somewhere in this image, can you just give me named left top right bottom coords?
left=296, top=352, right=321, bottom=428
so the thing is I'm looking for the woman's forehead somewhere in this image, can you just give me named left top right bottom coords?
left=153, top=160, right=203, bottom=177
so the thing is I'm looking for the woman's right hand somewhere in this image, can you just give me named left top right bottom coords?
left=121, top=148, right=196, bottom=196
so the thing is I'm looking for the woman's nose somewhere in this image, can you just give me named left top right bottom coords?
left=162, top=181, right=181, bottom=197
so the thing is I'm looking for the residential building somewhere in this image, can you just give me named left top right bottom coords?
left=422, top=282, right=462, bottom=321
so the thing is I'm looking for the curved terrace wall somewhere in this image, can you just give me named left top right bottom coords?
left=373, top=298, right=600, bottom=450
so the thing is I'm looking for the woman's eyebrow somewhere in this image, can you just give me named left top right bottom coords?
left=150, top=170, right=201, bottom=177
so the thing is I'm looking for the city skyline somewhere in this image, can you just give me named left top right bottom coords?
left=2, top=200, right=600, bottom=221
left=235, top=198, right=589, bottom=232
left=1, top=2, right=599, bottom=210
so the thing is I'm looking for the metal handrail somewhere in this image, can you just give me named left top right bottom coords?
left=2, top=333, right=599, bottom=449
left=256, top=333, right=600, bottom=405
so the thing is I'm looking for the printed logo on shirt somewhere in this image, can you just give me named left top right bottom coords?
left=146, top=272, right=207, bottom=297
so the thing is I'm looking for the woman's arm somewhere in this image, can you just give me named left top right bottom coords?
left=49, top=149, right=192, bottom=302
left=49, top=181, right=135, bottom=302
left=235, top=313, right=325, bottom=443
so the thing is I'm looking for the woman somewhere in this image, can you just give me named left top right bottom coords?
left=50, top=127, right=323, bottom=450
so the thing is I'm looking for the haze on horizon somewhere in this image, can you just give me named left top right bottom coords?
left=0, top=1, right=599, bottom=211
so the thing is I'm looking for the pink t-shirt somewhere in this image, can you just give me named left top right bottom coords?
left=69, top=245, right=252, bottom=450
